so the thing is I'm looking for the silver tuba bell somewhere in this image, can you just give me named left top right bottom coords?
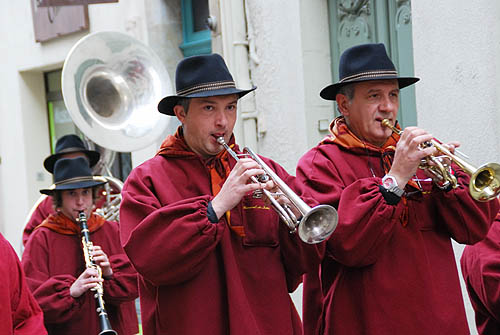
left=61, top=31, right=175, bottom=220
left=61, top=31, right=174, bottom=153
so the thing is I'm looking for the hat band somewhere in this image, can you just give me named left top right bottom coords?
left=58, top=146, right=87, bottom=154
left=340, top=70, right=398, bottom=83
left=55, top=176, right=99, bottom=186
left=176, top=80, right=236, bottom=96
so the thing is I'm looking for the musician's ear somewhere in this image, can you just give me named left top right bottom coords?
left=174, top=105, right=187, bottom=123
left=336, top=94, right=350, bottom=117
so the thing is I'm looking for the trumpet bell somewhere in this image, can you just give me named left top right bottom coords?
left=298, top=204, right=338, bottom=244
left=62, top=31, right=174, bottom=152
left=470, top=163, right=500, bottom=202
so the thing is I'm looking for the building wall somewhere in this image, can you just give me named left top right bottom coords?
left=412, top=2, right=500, bottom=333
left=412, top=1, right=500, bottom=164
left=243, top=0, right=333, bottom=173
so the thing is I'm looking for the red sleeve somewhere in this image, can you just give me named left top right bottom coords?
left=461, top=220, right=500, bottom=323
left=119, top=167, right=227, bottom=287
left=21, top=233, right=86, bottom=324
left=330, top=178, right=404, bottom=267
left=23, top=196, right=54, bottom=246
left=0, top=234, right=47, bottom=334
left=102, top=253, right=139, bottom=304
left=432, top=168, right=499, bottom=244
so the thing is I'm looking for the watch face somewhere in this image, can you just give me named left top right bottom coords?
left=382, top=176, right=396, bottom=188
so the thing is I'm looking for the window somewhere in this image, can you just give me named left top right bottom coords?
left=180, top=0, right=212, bottom=57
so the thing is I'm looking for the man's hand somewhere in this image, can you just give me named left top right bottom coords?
left=264, top=185, right=302, bottom=223
left=421, top=141, right=461, bottom=183
left=389, top=126, right=437, bottom=187
left=90, top=245, right=113, bottom=278
left=211, top=158, right=273, bottom=219
left=70, top=267, right=102, bottom=298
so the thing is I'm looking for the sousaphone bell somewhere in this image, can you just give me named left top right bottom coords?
left=62, top=31, right=174, bottom=152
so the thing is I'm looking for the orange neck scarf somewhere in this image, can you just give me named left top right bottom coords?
left=325, top=116, right=419, bottom=226
left=37, top=212, right=105, bottom=235
left=324, top=116, right=420, bottom=188
left=157, top=127, right=245, bottom=237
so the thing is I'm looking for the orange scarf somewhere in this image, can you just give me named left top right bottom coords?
left=37, top=212, right=105, bottom=235
left=157, top=127, right=245, bottom=237
left=325, top=116, right=419, bottom=226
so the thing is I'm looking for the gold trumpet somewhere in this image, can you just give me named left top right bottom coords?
left=217, top=137, right=338, bottom=244
left=381, top=119, right=500, bottom=202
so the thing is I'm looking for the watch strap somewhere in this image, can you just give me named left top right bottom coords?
left=378, top=185, right=402, bottom=205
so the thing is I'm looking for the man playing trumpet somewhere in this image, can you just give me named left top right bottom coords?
left=296, top=43, right=499, bottom=335
left=119, top=53, right=325, bottom=335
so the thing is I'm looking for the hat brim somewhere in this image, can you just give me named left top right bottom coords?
left=44, top=150, right=101, bottom=173
left=158, top=86, right=257, bottom=116
left=40, top=177, right=107, bottom=195
left=320, top=77, right=420, bottom=101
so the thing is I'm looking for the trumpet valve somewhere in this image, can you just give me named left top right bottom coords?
left=257, top=174, right=270, bottom=183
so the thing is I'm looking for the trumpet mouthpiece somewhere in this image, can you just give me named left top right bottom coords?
left=381, top=119, right=402, bottom=135
left=381, top=119, right=391, bottom=127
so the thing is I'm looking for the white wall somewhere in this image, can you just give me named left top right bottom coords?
left=412, top=1, right=500, bottom=165
left=412, top=2, right=500, bottom=333
left=245, top=0, right=332, bottom=174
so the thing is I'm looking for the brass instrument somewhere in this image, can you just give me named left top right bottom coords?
left=60, top=31, right=178, bottom=220
left=61, top=31, right=175, bottom=152
left=77, top=211, right=117, bottom=335
left=381, top=119, right=500, bottom=202
left=94, top=176, right=124, bottom=222
left=217, top=137, right=338, bottom=244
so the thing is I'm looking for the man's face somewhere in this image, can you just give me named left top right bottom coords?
left=59, top=188, right=93, bottom=222
left=338, top=79, right=399, bottom=147
left=174, top=94, right=238, bottom=158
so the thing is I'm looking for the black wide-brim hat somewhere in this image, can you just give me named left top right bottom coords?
left=44, top=134, right=100, bottom=173
left=320, top=43, right=420, bottom=101
left=40, top=157, right=107, bottom=195
left=158, top=53, right=256, bottom=116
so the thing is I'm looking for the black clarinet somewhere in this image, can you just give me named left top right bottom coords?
left=78, top=211, right=117, bottom=335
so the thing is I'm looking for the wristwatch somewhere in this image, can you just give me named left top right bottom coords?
left=381, top=175, right=405, bottom=197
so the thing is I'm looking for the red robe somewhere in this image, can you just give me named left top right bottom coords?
left=461, top=213, right=500, bottom=335
left=296, top=126, right=499, bottom=335
left=22, top=215, right=139, bottom=335
left=0, top=233, right=47, bottom=334
left=119, top=138, right=324, bottom=335
left=23, top=196, right=53, bottom=246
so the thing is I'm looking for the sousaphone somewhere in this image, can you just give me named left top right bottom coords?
left=62, top=31, right=174, bottom=152
left=61, top=31, right=174, bottom=220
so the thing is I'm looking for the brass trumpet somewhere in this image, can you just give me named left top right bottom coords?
left=217, top=137, right=338, bottom=244
left=381, top=119, right=500, bottom=202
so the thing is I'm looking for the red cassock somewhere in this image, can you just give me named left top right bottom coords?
left=22, top=219, right=139, bottom=335
left=23, top=196, right=53, bottom=246
left=119, top=143, right=324, bottom=335
left=0, top=233, right=47, bottom=334
left=461, top=214, right=500, bottom=335
left=296, top=141, right=499, bottom=335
